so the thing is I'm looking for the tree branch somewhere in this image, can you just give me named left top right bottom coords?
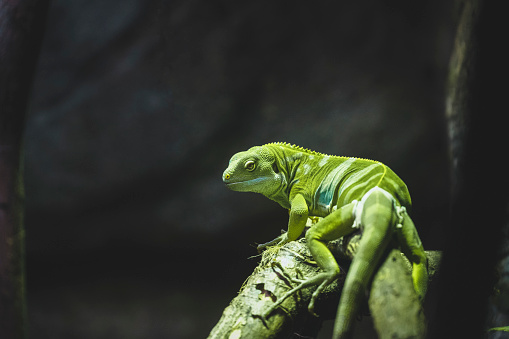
left=208, top=237, right=441, bottom=338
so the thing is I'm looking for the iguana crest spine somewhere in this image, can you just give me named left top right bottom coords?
left=264, top=141, right=381, bottom=163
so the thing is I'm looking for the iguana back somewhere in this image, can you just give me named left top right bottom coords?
left=257, top=142, right=411, bottom=216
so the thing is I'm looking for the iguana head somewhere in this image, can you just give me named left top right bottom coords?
left=222, top=146, right=284, bottom=196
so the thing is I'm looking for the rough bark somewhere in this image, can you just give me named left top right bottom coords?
left=208, top=240, right=334, bottom=339
left=445, top=0, right=479, bottom=202
left=0, top=1, right=49, bottom=338
left=208, top=238, right=441, bottom=339
left=369, top=250, right=426, bottom=339
left=435, top=1, right=508, bottom=338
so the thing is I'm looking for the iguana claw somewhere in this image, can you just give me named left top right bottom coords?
left=257, top=231, right=287, bottom=253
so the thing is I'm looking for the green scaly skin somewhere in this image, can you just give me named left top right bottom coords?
left=222, top=142, right=428, bottom=339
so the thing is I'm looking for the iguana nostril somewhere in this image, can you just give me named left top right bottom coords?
left=224, top=173, right=230, bottom=180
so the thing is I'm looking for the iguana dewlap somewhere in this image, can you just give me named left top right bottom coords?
left=223, top=142, right=428, bottom=339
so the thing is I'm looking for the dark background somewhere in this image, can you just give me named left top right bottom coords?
left=24, top=1, right=455, bottom=338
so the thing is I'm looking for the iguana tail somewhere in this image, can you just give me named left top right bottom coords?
left=332, top=187, right=396, bottom=339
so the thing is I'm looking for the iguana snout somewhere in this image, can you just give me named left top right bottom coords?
left=222, top=147, right=282, bottom=195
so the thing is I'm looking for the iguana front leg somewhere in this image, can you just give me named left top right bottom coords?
left=287, top=194, right=309, bottom=241
left=258, top=194, right=309, bottom=252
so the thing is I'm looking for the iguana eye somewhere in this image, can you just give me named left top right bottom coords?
left=244, top=160, right=256, bottom=171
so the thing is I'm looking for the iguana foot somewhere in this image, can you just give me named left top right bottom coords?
left=257, top=231, right=288, bottom=253
left=270, top=261, right=306, bottom=285
left=307, top=273, right=338, bottom=316
left=262, top=266, right=339, bottom=320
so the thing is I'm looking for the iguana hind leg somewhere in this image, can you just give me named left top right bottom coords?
left=333, top=188, right=396, bottom=339
left=261, top=202, right=357, bottom=320
left=304, top=201, right=358, bottom=315
left=396, top=212, right=428, bottom=300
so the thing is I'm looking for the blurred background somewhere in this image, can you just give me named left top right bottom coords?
left=24, top=0, right=455, bottom=338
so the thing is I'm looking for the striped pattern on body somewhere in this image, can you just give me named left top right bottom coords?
left=263, top=142, right=411, bottom=217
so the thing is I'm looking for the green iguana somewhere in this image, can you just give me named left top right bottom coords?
left=222, top=142, right=428, bottom=339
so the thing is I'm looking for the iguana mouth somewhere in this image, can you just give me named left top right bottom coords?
left=225, top=181, right=241, bottom=187
left=225, top=177, right=267, bottom=186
